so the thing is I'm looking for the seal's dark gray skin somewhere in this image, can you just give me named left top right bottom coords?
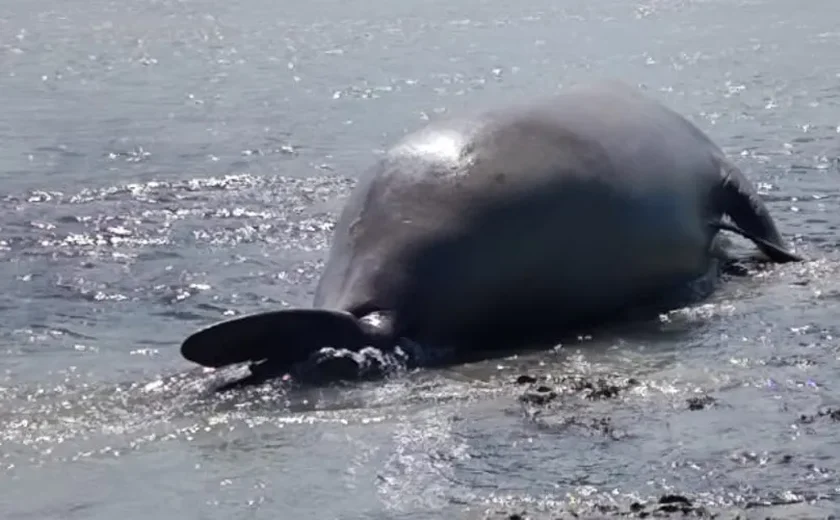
left=181, top=80, right=802, bottom=382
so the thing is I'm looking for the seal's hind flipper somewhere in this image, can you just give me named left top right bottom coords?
left=717, top=162, right=803, bottom=263
left=180, top=308, right=371, bottom=369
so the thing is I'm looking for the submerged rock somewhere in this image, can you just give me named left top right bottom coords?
left=686, top=394, right=717, bottom=411
left=516, top=374, right=539, bottom=385
left=798, top=407, right=840, bottom=424
left=484, top=493, right=711, bottom=518
left=515, top=373, right=640, bottom=405
left=519, top=385, right=558, bottom=405
left=480, top=492, right=840, bottom=519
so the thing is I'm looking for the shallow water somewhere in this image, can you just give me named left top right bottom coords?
left=2, top=0, right=840, bottom=518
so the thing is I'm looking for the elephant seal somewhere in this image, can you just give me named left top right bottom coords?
left=180, top=80, right=802, bottom=384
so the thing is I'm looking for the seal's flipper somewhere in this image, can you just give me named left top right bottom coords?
left=180, top=308, right=372, bottom=369
left=711, top=221, right=802, bottom=263
left=717, top=162, right=803, bottom=263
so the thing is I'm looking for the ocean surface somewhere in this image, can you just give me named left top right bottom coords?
left=2, top=0, right=840, bottom=518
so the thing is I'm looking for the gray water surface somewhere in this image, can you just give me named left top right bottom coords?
left=2, top=0, right=840, bottom=518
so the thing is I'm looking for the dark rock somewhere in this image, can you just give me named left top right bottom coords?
left=516, top=375, right=538, bottom=385
left=485, top=493, right=714, bottom=518
left=482, top=492, right=839, bottom=519
left=686, top=395, right=717, bottom=411
left=561, top=375, right=638, bottom=400
left=520, top=386, right=558, bottom=406
left=659, top=494, right=692, bottom=506
left=797, top=407, right=840, bottom=425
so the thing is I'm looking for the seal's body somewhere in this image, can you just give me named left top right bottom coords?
left=181, top=80, right=801, bottom=384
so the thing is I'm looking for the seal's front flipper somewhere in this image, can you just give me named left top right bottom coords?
left=717, top=162, right=803, bottom=263
left=711, top=221, right=803, bottom=263
left=180, top=308, right=372, bottom=369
